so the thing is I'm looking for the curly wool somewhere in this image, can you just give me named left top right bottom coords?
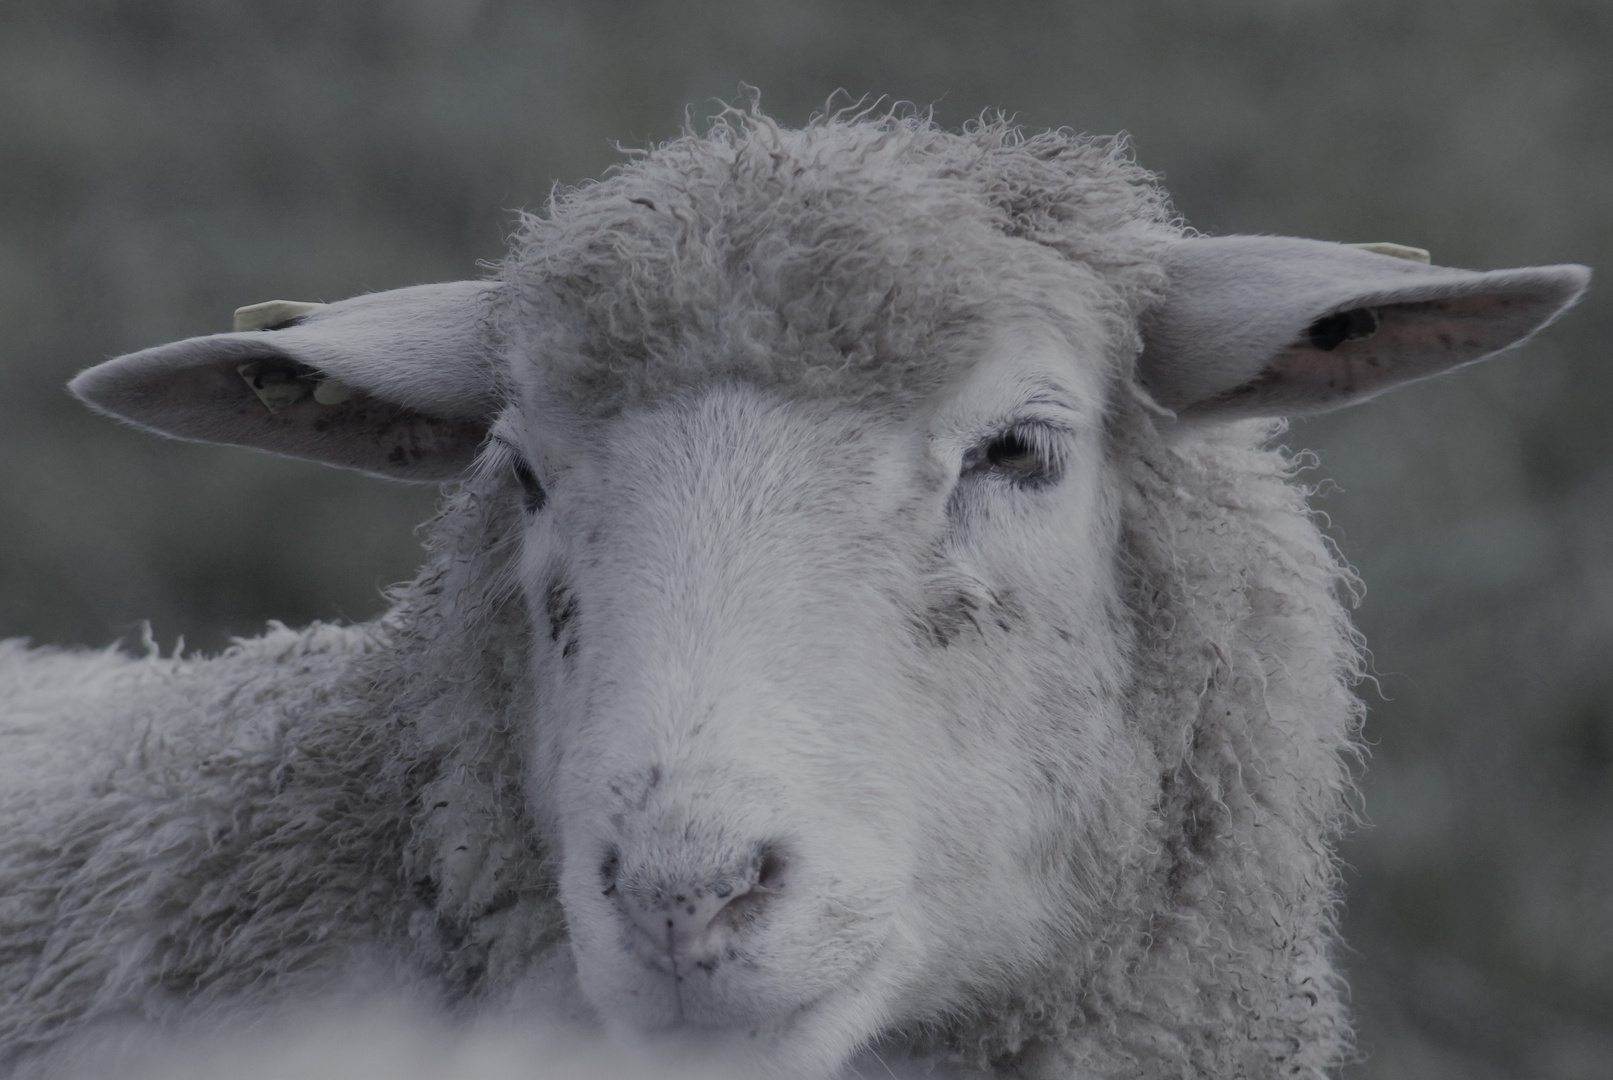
left=501, top=103, right=1174, bottom=412
left=1004, top=408, right=1362, bottom=1077
left=0, top=483, right=562, bottom=1074
left=1, top=106, right=1363, bottom=1078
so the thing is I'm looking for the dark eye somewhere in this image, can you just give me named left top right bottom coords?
left=965, top=423, right=1060, bottom=487
left=986, top=431, right=1039, bottom=472
left=512, top=456, right=547, bottom=514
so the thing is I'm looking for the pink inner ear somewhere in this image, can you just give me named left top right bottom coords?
left=161, top=357, right=262, bottom=405
left=1192, top=291, right=1554, bottom=418
left=132, top=358, right=487, bottom=479
left=269, top=392, right=489, bottom=476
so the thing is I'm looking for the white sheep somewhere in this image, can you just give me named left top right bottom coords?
left=0, top=106, right=1589, bottom=1079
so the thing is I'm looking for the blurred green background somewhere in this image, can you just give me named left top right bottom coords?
left=1, top=1, right=1608, bottom=1076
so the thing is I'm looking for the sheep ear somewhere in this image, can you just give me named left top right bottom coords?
left=70, top=281, right=501, bottom=481
left=1138, top=236, right=1591, bottom=419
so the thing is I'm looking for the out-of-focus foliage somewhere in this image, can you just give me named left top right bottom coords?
left=0, top=1, right=1608, bottom=1076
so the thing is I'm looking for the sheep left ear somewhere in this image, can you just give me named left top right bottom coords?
left=70, top=281, right=502, bottom=480
left=1138, top=236, right=1591, bottom=419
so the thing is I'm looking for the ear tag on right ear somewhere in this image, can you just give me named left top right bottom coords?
left=1346, top=242, right=1432, bottom=264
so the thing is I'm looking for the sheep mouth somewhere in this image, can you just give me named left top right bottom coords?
left=613, top=936, right=900, bottom=1078
left=606, top=936, right=888, bottom=1036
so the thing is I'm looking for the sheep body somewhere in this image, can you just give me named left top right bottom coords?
left=1, top=478, right=571, bottom=1070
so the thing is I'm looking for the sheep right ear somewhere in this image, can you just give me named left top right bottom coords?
left=70, top=282, right=502, bottom=481
left=1138, top=236, right=1590, bottom=420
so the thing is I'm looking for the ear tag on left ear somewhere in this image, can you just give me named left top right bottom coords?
left=233, top=299, right=326, bottom=332
left=312, top=379, right=356, bottom=405
left=231, top=300, right=352, bottom=413
left=237, top=359, right=315, bottom=413
left=235, top=360, right=358, bottom=413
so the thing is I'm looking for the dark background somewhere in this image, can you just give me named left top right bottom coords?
left=1, top=2, right=1608, bottom=1076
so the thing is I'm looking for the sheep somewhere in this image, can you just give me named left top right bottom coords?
left=0, top=104, right=1590, bottom=1079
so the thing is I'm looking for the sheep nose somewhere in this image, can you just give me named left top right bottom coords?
left=603, top=845, right=787, bottom=959
left=622, top=883, right=741, bottom=955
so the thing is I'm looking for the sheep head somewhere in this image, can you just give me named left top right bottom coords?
left=69, top=117, right=1588, bottom=1078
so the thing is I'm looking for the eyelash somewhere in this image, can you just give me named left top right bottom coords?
left=513, top=456, right=547, bottom=514
left=962, top=422, right=1065, bottom=488
left=492, top=436, right=548, bottom=514
left=493, top=423, right=1060, bottom=512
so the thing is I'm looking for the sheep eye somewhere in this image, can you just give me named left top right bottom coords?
left=965, top=424, right=1059, bottom=487
left=512, top=457, right=547, bottom=514
left=986, top=431, right=1038, bottom=471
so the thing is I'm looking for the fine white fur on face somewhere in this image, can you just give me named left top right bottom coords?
left=509, top=316, right=1143, bottom=1075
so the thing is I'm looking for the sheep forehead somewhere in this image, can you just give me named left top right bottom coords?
left=931, top=319, right=1111, bottom=435
left=498, top=115, right=1170, bottom=414
left=512, top=306, right=1113, bottom=501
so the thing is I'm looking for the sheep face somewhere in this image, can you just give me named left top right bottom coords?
left=510, top=318, right=1140, bottom=1070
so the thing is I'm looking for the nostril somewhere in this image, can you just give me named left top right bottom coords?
left=600, top=846, right=621, bottom=896
left=756, top=844, right=787, bottom=891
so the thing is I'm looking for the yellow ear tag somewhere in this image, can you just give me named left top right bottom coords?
left=312, top=380, right=356, bottom=405
left=236, top=360, right=312, bottom=414
left=232, top=299, right=326, bottom=332
left=1347, top=242, right=1432, bottom=264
